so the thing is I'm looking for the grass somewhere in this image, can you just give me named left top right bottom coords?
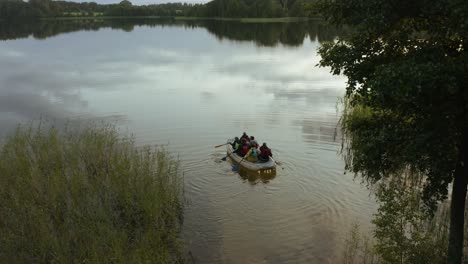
left=0, top=122, right=184, bottom=263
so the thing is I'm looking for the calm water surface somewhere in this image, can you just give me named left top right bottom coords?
left=0, top=19, right=376, bottom=263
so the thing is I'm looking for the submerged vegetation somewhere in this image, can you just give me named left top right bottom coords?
left=0, top=123, right=184, bottom=263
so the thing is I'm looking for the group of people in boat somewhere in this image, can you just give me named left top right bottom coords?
left=231, top=132, right=273, bottom=163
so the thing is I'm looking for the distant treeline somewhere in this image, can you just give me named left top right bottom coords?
left=0, top=0, right=319, bottom=20
left=189, top=0, right=318, bottom=17
left=0, top=18, right=347, bottom=46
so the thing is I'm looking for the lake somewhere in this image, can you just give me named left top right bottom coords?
left=0, top=18, right=376, bottom=263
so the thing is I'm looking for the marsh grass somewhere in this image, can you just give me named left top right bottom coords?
left=0, top=123, right=184, bottom=263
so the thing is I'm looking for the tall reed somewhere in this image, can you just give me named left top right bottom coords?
left=0, top=123, right=184, bottom=263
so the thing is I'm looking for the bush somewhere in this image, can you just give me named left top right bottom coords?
left=342, top=177, right=451, bottom=264
left=0, top=123, right=184, bottom=263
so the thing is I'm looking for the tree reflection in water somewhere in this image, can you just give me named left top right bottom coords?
left=0, top=18, right=348, bottom=46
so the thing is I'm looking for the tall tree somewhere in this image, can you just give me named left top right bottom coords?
left=317, top=0, right=467, bottom=263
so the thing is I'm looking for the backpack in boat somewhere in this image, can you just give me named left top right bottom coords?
left=251, top=149, right=258, bottom=158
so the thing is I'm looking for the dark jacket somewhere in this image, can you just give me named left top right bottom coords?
left=240, top=133, right=249, bottom=140
left=231, top=139, right=241, bottom=150
left=260, top=147, right=272, bottom=159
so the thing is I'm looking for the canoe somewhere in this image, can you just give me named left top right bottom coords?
left=226, top=145, right=276, bottom=171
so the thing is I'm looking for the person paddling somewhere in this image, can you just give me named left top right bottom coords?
left=244, top=145, right=259, bottom=162
left=231, top=137, right=241, bottom=151
left=259, top=143, right=272, bottom=162
left=249, top=136, right=258, bottom=148
left=236, top=139, right=248, bottom=156
left=241, top=140, right=250, bottom=156
left=240, top=132, right=249, bottom=141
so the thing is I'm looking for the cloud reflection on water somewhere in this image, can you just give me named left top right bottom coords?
left=0, top=23, right=345, bottom=147
left=0, top=22, right=358, bottom=264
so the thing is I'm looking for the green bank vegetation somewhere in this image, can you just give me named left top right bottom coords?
left=342, top=178, right=454, bottom=264
left=319, top=0, right=467, bottom=262
left=0, top=123, right=184, bottom=263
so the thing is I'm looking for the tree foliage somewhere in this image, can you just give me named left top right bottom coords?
left=318, top=0, right=467, bottom=262
left=0, top=0, right=320, bottom=19
left=372, top=179, right=449, bottom=264
left=342, top=178, right=452, bottom=264
left=319, top=0, right=467, bottom=216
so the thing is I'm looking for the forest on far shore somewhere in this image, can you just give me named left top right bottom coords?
left=0, top=0, right=319, bottom=19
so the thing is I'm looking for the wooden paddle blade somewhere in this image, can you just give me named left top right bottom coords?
left=214, top=143, right=229, bottom=148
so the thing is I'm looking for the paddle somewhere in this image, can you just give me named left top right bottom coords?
left=273, top=160, right=284, bottom=170
left=232, top=157, right=245, bottom=171
left=221, top=141, right=239, bottom=160
left=214, top=142, right=230, bottom=148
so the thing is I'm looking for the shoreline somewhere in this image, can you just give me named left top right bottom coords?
left=36, top=15, right=320, bottom=23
